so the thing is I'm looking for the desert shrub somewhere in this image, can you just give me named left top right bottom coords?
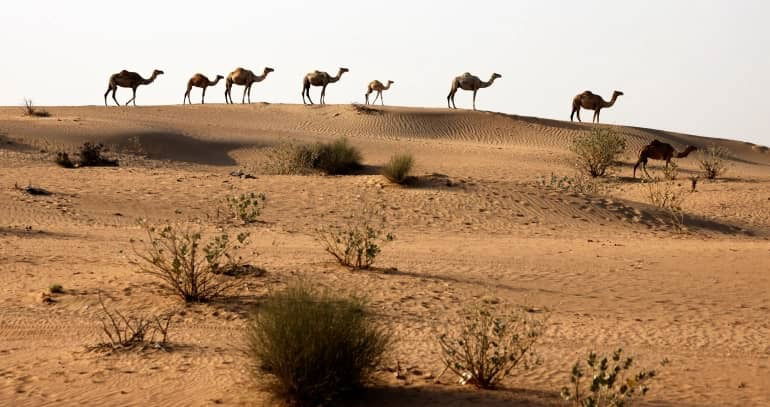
left=49, top=284, right=64, bottom=294
left=661, top=161, right=679, bottom=180
left=352, top=103, right=382, bottom=115
left=78, top=142, right=118, bottom=167
left=262, top=138, right=361, bottom=175
left=54, top=152, right=76, bottom=168
left=131, top=220, right=251, bottom=302
left=437, top=303, right=546, bottom=389
left=246, top=283, right=391, bottom=406
left=570, top=129, right=627, bottom=177
left=538, top=173, right=606, bottom=195
left=698, top=145, right=729, bottom=179
left=92, top=294, right=172, bottom=352
left=220, top=192, right=267, bottom=224
left=645, top=179, right=687, bottom=229
left=22, top=99, right=50, bottom=118
left=561, top=349, right=666, bottom=407
left=381, top=153, right=414, bottom=185
left=315, top=204, right=394, bottom=270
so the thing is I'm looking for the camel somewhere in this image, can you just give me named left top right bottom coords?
left=365, top=80, right=394, bottom=105
left=570, top=90, right=623, bottom=123
left=633, top=140, right=698, bottom=178
left=302, top=68, right=349, bottom=105
left=104, top=69, right=164, bottom=106
left=225, top=67, right=274, bottom=104
left=447, top=72, right=501, bottom=110
left=184, top=74, right=224, bottom=105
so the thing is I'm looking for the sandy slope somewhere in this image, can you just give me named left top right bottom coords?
left=1, top=104, right=769, bottom=406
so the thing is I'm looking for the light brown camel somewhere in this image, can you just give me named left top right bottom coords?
left=104, top=69, right=164, bottom=106
left=633, top=140, right=698, bottom=178
left=184, top=74, right=224, bottom=105
left=225, top=67, right=274, bottom=104
left=302, top=68, right=349, bottom=105
left=365, top=80, right=394, bottom=105
left=447, top=72, right=501, bottom=110
left=570, top=90, right=623, bottom=123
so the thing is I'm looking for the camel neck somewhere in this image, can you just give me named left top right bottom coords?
left=479, top=76, right=497, bottom=88
left=329, top=70, right=346, bottom=83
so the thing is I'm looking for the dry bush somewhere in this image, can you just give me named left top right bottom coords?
left=54, top=152, right=76, bottom=168
left=570, top=129, right=627, bottom=177
left=352, top=103, right=382, bottom=115
left=78, top=142, right=118, bottom=167
left=92, top=295, right=173, bottom=352
left=22, top=99, right=50, bottom=118
left=698, top=145, right=730, bottom=179
left=261, top=138, right=361, bottom=175
left=131, top=220, right=251, bottom=302
left=49, top=284, right=64, bottom=294
left=661, top=161, right=679, bottom=180
left=538, top=173, right=606, bottom=195
left=438, top=303, right=546, bottom=389
left=645, top=179, right=687, bottom=229
left=246, top=283, right=391, bottom=406
left=315, top=204, right=394, bottom=270
left=561, top=349, right=667, bottom=407
left=219, top=192, right=267, bottom=225
left=381, top=153, right=414, bottom=185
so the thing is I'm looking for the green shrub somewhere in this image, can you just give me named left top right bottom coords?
left=570, top=129, right=626, bottom=177
left=438, top=303, right=546, bottom=389
left=262, top=138, right=361, bottom=175
left=246, top=283, right=391, bottom=406
left=315, top=204, right=394, bottom=270
left=381, top=153, right=414, bottom=184
left=131, top=220, right=251, bottom=302
left=221, top=192, right=267, bottom=224
left=698, top=145, right=730, bottom=179
left=561, top=349, right=666, bottom=407
left=49, top=284, right=64, bottom=294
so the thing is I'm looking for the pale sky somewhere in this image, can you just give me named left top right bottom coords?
left=2, top=1, right=768, bottom=145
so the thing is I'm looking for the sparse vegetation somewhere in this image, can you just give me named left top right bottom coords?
left=53, top=142, right=118, bottom=168
left=131, top=220, right=251, bottom=302
left=352, top=103, right=382, bottom=115
left=561, top=349, right=666, bottom=407
left=538, top=173, right=606, bottom=195
left=645, top=178, right=687, bottom=229
left=92, top=294, right=173, bottom=352
left=698, top=145, right=730, bottom=179
left=246, top=283, right=391, bottom=406
left=315, top=204, right=394, bottom=270
left=381, top=153, right=414, bottom=185
left=49, top=284, right=64, bottom=294
left=261, top=137, right=361, bottom=175
left=220, top=192, right=267, bottom=224
left=661, top=161, right=679, bottom=180
left=570, top=129, right=627, bottom=177
left=437, top=303, right=546, bottom=389
left=22, top=99, right=51, bottom=118
left=54, top=152, right=76, bottom=168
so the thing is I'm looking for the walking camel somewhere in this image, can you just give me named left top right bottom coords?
left=184, top=74, right=224, bottom=105
left=570, top=90, right=623, bottom=123
left=104, top=69, right=164, bottom=106
left=302, top=68, right=349, bottom=105
left=633, top=140, right=698, bottom=178
left=225, top=67, right=274, bottom=104
left=365, top=80, right=394, bottom=105
left=447, top=72, right=501, bottom=110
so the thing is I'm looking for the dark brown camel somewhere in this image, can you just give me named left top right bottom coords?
left=571, top=90, right=623, bottom=123
left=104, top=69, right=164, bottom=106
left=633, top=140, right=698, bottom=178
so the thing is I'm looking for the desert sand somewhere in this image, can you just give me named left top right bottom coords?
left=1, top=104, right=769, bottom=406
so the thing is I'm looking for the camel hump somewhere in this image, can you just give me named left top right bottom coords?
left=120, top=70, right=130, bottom=75
left=582, top=90, right=594, bottom=95
left=651, top=139, right=664, bottom=145
left=461, top=72, right=472, bottom=77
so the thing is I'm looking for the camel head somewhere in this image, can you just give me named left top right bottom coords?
left=152, top=69, right=165, bottom=77
left=339, top=67, right=350, bottom=74
left=613, top=90, right=624, bottom=97
left=215, top=75, right=224, bottom=80
left=387, top=80, right=395, bottom=85
left=264, top=67, right=275, bottom=74
left=492, top=73, right=502, bottom=79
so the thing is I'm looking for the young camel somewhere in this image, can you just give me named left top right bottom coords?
left=184, top=74, right=224, bottom=105
left=365, top=80, right=394, bottom=105
left=570, top=90, right=623, bottom=123
left=447, top=72, right=501, bottom=110
left=225, top=67, right=274, bottom=104
left=302, top=68, right=349, bottom=105
left=633, top=140, right=698, bottom=178
left=104, top=69, right=164, bottom=107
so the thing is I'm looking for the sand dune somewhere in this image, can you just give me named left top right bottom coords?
left=1, top=104, right=769, bottom=406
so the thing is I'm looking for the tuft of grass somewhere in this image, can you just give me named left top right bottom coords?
left=315, top=203, right=394, bottom=270
left=381, top=153, right=414, bottom=185
left=645, top=178, right=688, bottom=230
left=570, top=129, right=626, bottom=178
left=49, top=284, right=64, bottom=294
left=22, top=99, right=51, bottom=118
left=246, top=283, right=391, bottom=406
left=698, top=145, right=730, bottom=179
left=91, top=294, right=173, bottom=352
left=261, top=138, right=361, bottom=175
left=220, top=192, right=267, bottom=225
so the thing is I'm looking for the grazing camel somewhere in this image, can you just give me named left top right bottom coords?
left=633, top=140, right=698, bottom=178
left=302, top=68, right=349, bottom=105
left=225, top=67, right=274, bottom=104
left=570, top=90, right=623, bottom=123
left=447, top=72, right=501, bottom=110
left=365, top=80, right=394, bottom=105
left=184, top=74, right=224, bottom=105
left=104, top=69, right=164, bottom=106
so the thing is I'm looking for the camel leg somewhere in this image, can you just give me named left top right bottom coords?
left=472, top=90, right=478, bottom=110
left=126, top=88, right=136, bottom=106
left=320, top=85, right=327, bottom=105
left=570, top=107, right=576, bottom=122
left=365, top=90, right=371, bottom=105
left=104, top=86, right=113, bottom=107
left=247, top=84, right=252, bottom=104
left=304, top=86, right=314, bottom=105
left=241, top=86, right=247, bottom=104
left=380, top=91, right=384, bottom=106
left=201, top=87, right=206, bottom=104
left=576, top=108, right=581, bottom=122
left=371, top=92, right=380, bottom=105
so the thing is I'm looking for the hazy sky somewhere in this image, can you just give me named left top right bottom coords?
left=2, top=1, right=768, bottom=145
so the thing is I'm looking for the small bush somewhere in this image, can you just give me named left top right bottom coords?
left=131, top=220, right=251, bottom=302
left=262, top=138, right=361, bottom=175
left=381, top=153, right=414, bottom=185
left=79, top=142, right=118, bottom=167
left=49, top=284, right=64, bottom=294
left=22, top=99, right=50, bottom=118
left=221, top=192, right=267, bottom=224
left=570, top=129, right=627, bottom=178
left=561, top=349, right=666, bottom=407
left=54, top=152, right=76, bottom=168
left=645, top=179, right=687, bottom=229
left=352, top=103, right=382, bottom=115
left=661, top=161, right=679, bottom=180
left=247, top=283, right=391, bottom=406
left=538, top=173, right=606, bottom=195
left=438, top=303, right=546, bottom=389
left=92, top=294, right=172, bottom=352
left=698, top=145, right=730, bottom=179
left=315, top=204, right=394, bottom=270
